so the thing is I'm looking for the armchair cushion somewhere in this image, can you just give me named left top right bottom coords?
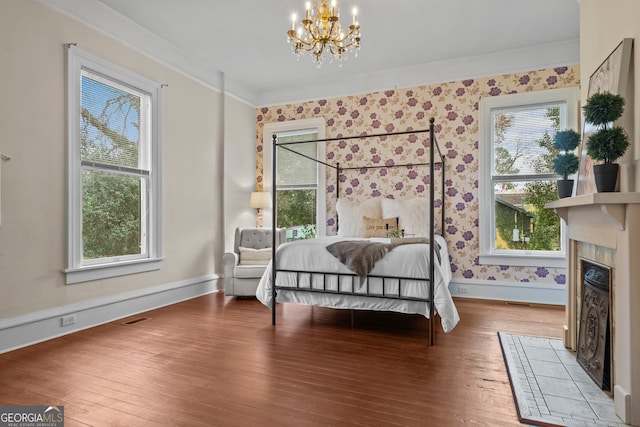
left=238, top=246, right=271, bottom=265
left=233, top=265, right=269, bottom=278
left=234, top=228, right=275, bottom=252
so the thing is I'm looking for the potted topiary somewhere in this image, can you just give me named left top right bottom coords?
left=552, top=129, right=580, bottom=198
left=582, top=92, right=630, bottom=192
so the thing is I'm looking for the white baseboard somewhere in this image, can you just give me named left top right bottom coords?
left=449, top=278, right=566, bottom=306
left=0, top=275, right=221, bottom=354
left=613, top=385, right=631, bottom=425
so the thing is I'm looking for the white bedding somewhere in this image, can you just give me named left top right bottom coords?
left=256, top=235, right=460, bottom=333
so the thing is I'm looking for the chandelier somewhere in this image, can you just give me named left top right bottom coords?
left=287, top=0, right=361, bottom=66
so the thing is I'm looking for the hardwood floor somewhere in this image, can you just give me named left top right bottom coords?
left=0, top=293, right=564, bottom=426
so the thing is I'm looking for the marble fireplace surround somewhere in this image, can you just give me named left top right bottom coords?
left=547, top=193, right=640, bottom=425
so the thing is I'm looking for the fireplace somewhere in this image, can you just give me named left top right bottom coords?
left=577, top=259, right=611, bottom=391
left=546, top=193, right=640, bottom=425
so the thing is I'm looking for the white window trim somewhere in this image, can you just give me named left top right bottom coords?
left=478, top=87, right=578, bottom=268
left=263, top=118, right=326, bottom=237
left=65, top=46, right=163, bottom=284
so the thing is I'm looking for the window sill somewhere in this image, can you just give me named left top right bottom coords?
left=479, top=253, right=566, bottom=268
left=65, top=257, right=163, bottom=284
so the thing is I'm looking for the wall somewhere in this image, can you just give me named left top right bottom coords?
left=579, top=2, right=640, bottom=424
left=580, top=0, right=639, bottom=191
left=223, top=95, right=260, bottom=252
left=256, top=66, right=579, bottom=292
left=0, top=1, right=223, bottom=320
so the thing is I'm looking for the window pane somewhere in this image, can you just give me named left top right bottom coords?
left=275, top=130, right=319, bottom=240
left=276, top=189, right=316, bottom=240
left=493, top=180, right=560, bottom=251
left=277, top=141, right=318, bottom=187
left=81, top=73, right=141, bottom=168
left=82, top=170, right=143, bottom=259
left=492, top=105, right=561, bottom=176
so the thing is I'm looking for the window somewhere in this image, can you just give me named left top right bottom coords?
left=478, top=88, right=578, bottom=267
left=276, top=130, right=319, bottom=240
left=263, top=118, right=326, bottom=240
left=66, top=46, right=163, bottom=284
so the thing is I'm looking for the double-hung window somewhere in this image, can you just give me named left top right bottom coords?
left=276, top=130, right=320, bottom=240
left=478, top=88, right=578, bottom=267
left=66, top=46, right=163, bottom=284
left=263, top=118, right=326, bottom=240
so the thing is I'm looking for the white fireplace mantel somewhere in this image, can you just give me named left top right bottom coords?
left=548, top=192, right=640, bottom=233
left=546, top=192, right=640, bottom=425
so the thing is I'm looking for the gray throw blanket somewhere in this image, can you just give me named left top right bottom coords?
left=326, top=238, right=438, bottom=280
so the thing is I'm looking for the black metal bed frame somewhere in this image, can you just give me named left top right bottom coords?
left=270, top=118, right=445, bottom=345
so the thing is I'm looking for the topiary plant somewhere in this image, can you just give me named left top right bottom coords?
left=552, top=129, right=580, bottom=180
left=583, top=92, right=629, bottom=164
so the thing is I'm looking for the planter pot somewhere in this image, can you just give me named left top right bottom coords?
left=557, top=179, right=574, bottom=198
left=594, top=163, right=619, bottom=192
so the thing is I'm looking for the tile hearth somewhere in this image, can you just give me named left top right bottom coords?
left=499, top=332, right=627, bottom=426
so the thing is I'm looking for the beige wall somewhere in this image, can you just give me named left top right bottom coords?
left=579, top=4, right=639, bottom=423
left=0, top=1, right=224, bottom=318
left=223, top=96, right=259, bottom=253
left=580, top=0, right=640, bottom=190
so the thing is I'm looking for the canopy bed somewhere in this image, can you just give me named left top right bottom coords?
left=256, top=118, right=459, bottom=345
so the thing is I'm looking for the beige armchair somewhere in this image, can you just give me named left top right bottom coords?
left=223, top=227, right=286, bottom=297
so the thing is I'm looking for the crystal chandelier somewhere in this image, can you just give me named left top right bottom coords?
left=287, top=0, right=361, bottom=66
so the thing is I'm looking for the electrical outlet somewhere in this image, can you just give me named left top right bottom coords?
left=456, top=286, right=469, bottom=294
left=60, top=314, right=76, bottom=327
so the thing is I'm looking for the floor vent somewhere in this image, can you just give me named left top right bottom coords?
left=123, top=317, right=151, bottom=325
left=504, top=301, right=532, bottom=307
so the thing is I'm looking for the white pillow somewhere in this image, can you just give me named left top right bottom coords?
left=361, top=198, right=382, bottom=220
left=336, top=198, right=382, bottom=237
left=238, top=247, right=271, bottom=265
left=381, top=197, right=432, bottom=237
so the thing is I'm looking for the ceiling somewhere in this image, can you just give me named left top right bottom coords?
left=42, top=0, right=580, bottom=106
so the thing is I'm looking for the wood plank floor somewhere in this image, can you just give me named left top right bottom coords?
left=0, top=293, right=564, bottom=426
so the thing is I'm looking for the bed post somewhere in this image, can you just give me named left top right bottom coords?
left=428, top=118, right=436, bottom=346
left=271, top=133, right=278, bottom=326
left=336, top=162, right=340, bottom=197
left=441, top=154, right=446, bottom=237
left=336, top=162, right=340, bottom=231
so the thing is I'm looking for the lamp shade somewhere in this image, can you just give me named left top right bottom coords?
left=249, top=192, right=271, bottom=209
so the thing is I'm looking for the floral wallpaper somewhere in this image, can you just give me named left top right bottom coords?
left=256, top=65, right=579, bottom=285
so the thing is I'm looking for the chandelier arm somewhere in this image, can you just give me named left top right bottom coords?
left=297, top=40, right=322, bottom=52
left=333, top=26, right=358, bottom=44
left=336, top=38, right=358, bottom=49
left=290, top=28, right=322, bottom=51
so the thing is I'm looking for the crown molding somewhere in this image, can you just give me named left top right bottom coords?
left=40, top=0, right=578, bottom=108
left=256, top=39, right=580, bottom=107
left=39, top=0, right=258, bottom=106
